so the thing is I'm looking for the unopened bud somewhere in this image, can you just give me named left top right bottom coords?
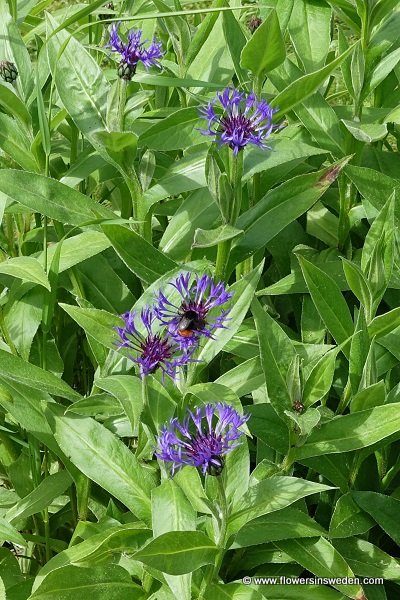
left=118, top=60, right=136, bottom=81
left=292, top=400, right=305, bottom=413
left=0, top=60, right=18, bottom=83
left=248, top=16, right=262, bottom=33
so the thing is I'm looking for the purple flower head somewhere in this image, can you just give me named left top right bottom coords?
left=199, top=87, right=278, bottom=155
left=115, top=307, right=193, bottom=378
left=156, top=403, right=249, bottom=476
left=155, top=273, right=232, bottom=351
left=106, top=23, right=164, bottom=79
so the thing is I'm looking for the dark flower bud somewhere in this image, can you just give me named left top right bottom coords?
left=292, top=400, right=305, bottom=413
left=117, top=60, right=136, bottom=80
left=248, top=16, right=262, bottom=33
left=0, top=60, right=18, bottom=83
left=99, top=2, right=114, bottom=21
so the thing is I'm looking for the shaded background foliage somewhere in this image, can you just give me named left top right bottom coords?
left=0, top=0, right=400, bottom=598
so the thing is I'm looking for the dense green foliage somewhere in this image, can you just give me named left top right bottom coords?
left=0, top=0, right=400, bottom=598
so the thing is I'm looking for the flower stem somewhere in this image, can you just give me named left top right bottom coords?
left=215, top=239, right=232, bottom=282
left=118, top=77, right=127, bottom=131
left=200, top=476, right=228, bottom=597
left=215, top=152, right=243, bottom=281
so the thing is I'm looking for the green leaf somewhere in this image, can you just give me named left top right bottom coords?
left=195, top=262, right=263, bottom=369
left=222, top=10, right=248, bottom=85
left=30, top=565, right=145, bottom=600
left=341, top=258, right=372, bottom=315
left=296, top=404, right=400, bottom=459
left=6, top=471, right=72, bottom=524
left=333, top=537, right=400, bottom=582
left=192, top=224, right=243, bottom=248
left=46, top=13, right=109, bottom=137
left=351, top=381, right=385, bottom=412
left=233, top=507, right=326, bottom=548
left=0, top=114, right=38, bottom=172
left=143, top=152, right=206, bottom=213
left=352, top=491, right=400, bottom=546
left=329, top=492, right=375, bottom=538
left=0, top=349, right=80, bottom=402
left=0, top=516, right=26, bottom=546
left=240, top=10, right=285, bottom=76
left=160, top=189, right=219, bottom=260
left=275, top=537, right=362, bottom=597
left=134, top=531, right=217, bottom=575
left=289, top=0, right=332, bottom=72
left=368, top=308, right=400, bottom=338
left=59, top=304, right=123, bottom=353
left=341, top=120, right=388, bottom=143
left=251, top=298, right=296, bottom=419
left=271, top=44, right=355, bottom=119
left=139, top=107, right=205, bottom=150
left=0, top=256, right=50, bottom=290
left=46, top=404, right=155, bottom=524
left=32, top=523, right=151, bottom=593
left=0, top=82, right=31, bottom=126
left=269, top=60, right=345, bottom=156
left=297, top=255, right=354, bottom=356
left=0, top=170, right=114, bottom=225
left=215, top=357, right=264, bottom=397
left=134, top=73, right=223, bottom=89
left=95, top=375, right=142, bottom=431
left=228, top=476, right=331, bottom=533
left=245, top=402, right=289, bottom=455
left=302, top=347, right=340, bottom=407
left=229, top=159, right=350, bottom=268
left=205, top=583, right=265, bottom=600
left=102, top=224, right=178, bottom=285
left=152, top=480, right=196, bottom=600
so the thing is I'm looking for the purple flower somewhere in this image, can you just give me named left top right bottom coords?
left=156, top=403, right=249, bottom=475
left=155, top=274, right=232, bottom=351
left=115, top=307, right=193, bottom=378
left=199, top=87, right=278, bottom=155
left=106, top=23, right=164, bottom=80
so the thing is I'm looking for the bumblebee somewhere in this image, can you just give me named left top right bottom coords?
left=177, top=309, right=205, bottom=338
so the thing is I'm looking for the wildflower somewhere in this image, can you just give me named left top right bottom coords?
left=106, top=23, right=163, bottom=80
left=0, top=60, right=18, bottom=83
left=199, top=87, right=278, bottom=155
left=155, top=273, right=232, bottom=351
left=115, top=307, right=192, bottom=378
left=248, top=15, right=262, bottom=33
left=156, top=403, right=249, bottom=476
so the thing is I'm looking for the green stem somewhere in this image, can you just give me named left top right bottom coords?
left=215, top=152, right=243, bottom=281
left=76, top=473, right=91, bottom=521
left=118, top=78, right=127, bottom=131
left=215, top=239, right=232, bottom=282
left=200, top=476, right=228, bottom=597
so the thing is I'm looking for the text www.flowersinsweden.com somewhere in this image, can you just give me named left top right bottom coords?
left=242, top=576, right=383, bottom=585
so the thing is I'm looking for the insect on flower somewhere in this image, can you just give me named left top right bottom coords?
left=199, top=87, right=279, bottom=155
left=106, top=23, right=164, bottom=80
left=156, top=403, right=249, bottom=476
left=115, top=307, right=194, bottom=378
left=155, top=273, right=232, bottom=350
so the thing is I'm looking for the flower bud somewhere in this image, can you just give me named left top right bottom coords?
left=117, top=60, right=136, bottom=81
left=248, top=16, right=262, bottom=33
left=0, top=60, right=18, bottom=83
